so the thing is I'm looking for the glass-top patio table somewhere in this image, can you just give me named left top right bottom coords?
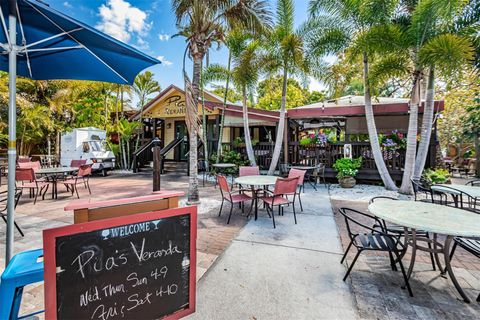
left=369, top=199, right=480, bottom=302
left=234, top=175, right=278, bottom=221
left=36, top=167, right=78, bottom=199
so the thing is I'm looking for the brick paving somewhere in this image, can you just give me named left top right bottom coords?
left=331, top=198, right=480, bottom=319
left=0, top=171, right=247, bottom=318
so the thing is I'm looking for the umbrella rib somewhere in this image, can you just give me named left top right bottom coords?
left=23, top=27, right=83, bottom=49
left=26, top=2, right=129, bottom=84
left=0, top=6, right=11, bottom=47
left=26, top=46, right=83, bottom=53
left=16, top=2, right=32, bottom=78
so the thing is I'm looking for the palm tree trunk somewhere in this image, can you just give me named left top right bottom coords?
left=187, top=56, right=202, bottom=204
left=134, top=95, right=146, bottom=153
left=413, top=67, right=435, bottom=180
left=216, top=52, right=232, bottom=162
left=242, top=86, right=256, bottom=166
left=399, top=70, right=422, bottom=194
left=268, top=66, right=288, bottom=175
left=200, top=60, right=209, bottom=170
left=363, top=53, right=397, bottom=190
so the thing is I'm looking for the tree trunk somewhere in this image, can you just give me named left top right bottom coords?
left=399, top=70, right=422, bottom=194
left=187, top=56, right=202, bottom=204
left=242, top=86, right=256, bottom=166
left=474, top=134, right=480, bottom=177
left=216, top=52, right=232, bottom=162
left=268, top=66, right=288, bottom=175
left=200, top=60, right=209, bottom=170
left=413, top=68, right=435, bottom=180
left=363, top=53, right=398, bottom=190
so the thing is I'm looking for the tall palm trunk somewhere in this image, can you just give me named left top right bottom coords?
left=413, top=67, right=435, bottom=180
left=399, top=69, right=422, bottom=194
left=242, top=86, right=256, bottom=166
left=216, top=52, right=232, bottom=162
left=200, top=60, right=209, bottom=170
left=363, top=53, right=397, bottom=190
left=268, top=66, right=288, bottom=175
left=134, top=95, right=145, bottom=153
left=187, top=56, right=202, bottom=204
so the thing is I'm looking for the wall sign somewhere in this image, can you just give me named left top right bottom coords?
left=43, top=206, right=197, bottom=320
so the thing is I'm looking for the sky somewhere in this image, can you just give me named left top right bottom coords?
left=46, top=0, right=325, bottom=95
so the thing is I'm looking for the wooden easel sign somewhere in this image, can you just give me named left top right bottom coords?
left=43, top=206, right=197, bottom=320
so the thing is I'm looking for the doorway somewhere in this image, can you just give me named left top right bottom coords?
left=174, top=121, right=188, bottom=161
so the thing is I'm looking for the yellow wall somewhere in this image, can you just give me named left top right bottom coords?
left=163, top=117, right=183, bottom=160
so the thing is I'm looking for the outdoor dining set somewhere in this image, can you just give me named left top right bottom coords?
left=340, top=179, right=480, bottom=304
left=213, top=164, right=327, bottom=228
left=0, top=158, right=93, bottom=238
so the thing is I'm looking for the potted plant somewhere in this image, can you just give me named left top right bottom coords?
left=333, top=157, right=362, bottom=188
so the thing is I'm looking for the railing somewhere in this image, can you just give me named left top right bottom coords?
left=288, top=142, right=406, bottom=179
left=132, top=139, right=155, bottom=173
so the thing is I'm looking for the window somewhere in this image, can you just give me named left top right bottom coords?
left=82, top=142, right=90, bottom=153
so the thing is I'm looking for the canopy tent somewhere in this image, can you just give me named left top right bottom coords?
left=0, top=0, right=159, bottom=264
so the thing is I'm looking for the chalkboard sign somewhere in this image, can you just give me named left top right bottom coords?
left=43, top=206, right=197, bottom=320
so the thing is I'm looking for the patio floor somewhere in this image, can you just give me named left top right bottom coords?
left=0, top=171, right=247, bottom=318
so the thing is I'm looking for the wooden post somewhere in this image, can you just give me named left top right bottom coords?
left=283, top=118, right=289, bottom=164
left=153, top=137, right=161, bottom=191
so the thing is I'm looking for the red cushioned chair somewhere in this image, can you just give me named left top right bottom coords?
left=259, top=177, right=299, bottom=228
left=288, top=168, right=306, bottom=211
left=15, top=168, right=49, bottom=204
left=217, top=175, right=253, bottom=224
left=63, top=164, right=92, bottom=199
left=239, top=166, right=260, bottom=177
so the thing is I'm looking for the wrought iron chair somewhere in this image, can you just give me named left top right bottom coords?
left=288, top=168, right=306, bottom=211
left=449, top=237, right=480, bottom=302
left=411, top=178, right=449, bottom=204
left=63, top=164, right=92, bottom=199
left=217, top=175, right=253, bottom=224
left=437, top=185, right=479, bottom=213
left=339, top=207, right=413, bottom=297
left=278, top=163, right=290, bottom=177
left=0, top=189, right=24, bottom=236
left=466, top=180, right=480, bottom=187
left=259, top=177, right=299, bottom=228
left=369, top=196, right=437, bottom=271
left=15, top=168, right=50, bottom=204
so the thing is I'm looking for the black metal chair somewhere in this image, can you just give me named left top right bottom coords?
left=449, top=237, right=480, bottom=302
left=0, top=189, right=24, bottom=236
left=369, top=196, right=437, bottom=271
left=437, top=185, right=479, bottom=213
left=339, top=207, right=413, bottom=297
left=466, top=180, right=480, bottom=187
left=411, top=178, right=450, bottom=205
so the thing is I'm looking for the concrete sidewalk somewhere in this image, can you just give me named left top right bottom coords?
left=188, top=187, right=357, bottom=320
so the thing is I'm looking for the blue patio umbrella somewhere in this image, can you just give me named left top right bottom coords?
left=0, top=0, right=160, bottom=264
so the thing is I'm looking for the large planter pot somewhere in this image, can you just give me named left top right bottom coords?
left=339, top=176, right=356, bottom=188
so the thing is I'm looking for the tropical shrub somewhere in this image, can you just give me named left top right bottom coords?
left=210, top=151, right=249, bottom=174
left=422, top=168, right=451, bottom=185
left=333, top=157, right=362, bottom=179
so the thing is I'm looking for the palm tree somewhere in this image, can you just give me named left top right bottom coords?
left=204, top=33, right=261, bottom=166
left=304, top=0, right=399, bottom=190
left=172, top=0, right=272, bottom=203
left=362, top=1, right=476, bottom=193
left=132, top=71, right=161, bottom=152
left=266, top=0, right=308, bottom=175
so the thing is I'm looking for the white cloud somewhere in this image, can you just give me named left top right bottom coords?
left=308, top=76, right=326, bottom=92
left=136, top=38, right=149, bottom=50
left=156, top=56, right=173, bottom=66
left=63, top=1, right=72, bottom=8
left=96, top=0, right=151, bottom=43
left=158, top=34, right=170, bottom=41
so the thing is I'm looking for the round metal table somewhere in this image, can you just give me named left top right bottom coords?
left=36, top=167, right=78, bottom=199
left=369, top=199, right=480, bottom=302
left=431, top=184, right=480, bottom=203
left=211, top=163, right=236, bottom=184
left=234, top=175, right=278, bottom=220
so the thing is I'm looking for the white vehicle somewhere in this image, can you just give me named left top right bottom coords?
left=60, top=127, right=115, bottom=176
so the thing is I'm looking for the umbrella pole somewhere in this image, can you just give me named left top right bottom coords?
left=6, top=1, right=17, bottom=265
